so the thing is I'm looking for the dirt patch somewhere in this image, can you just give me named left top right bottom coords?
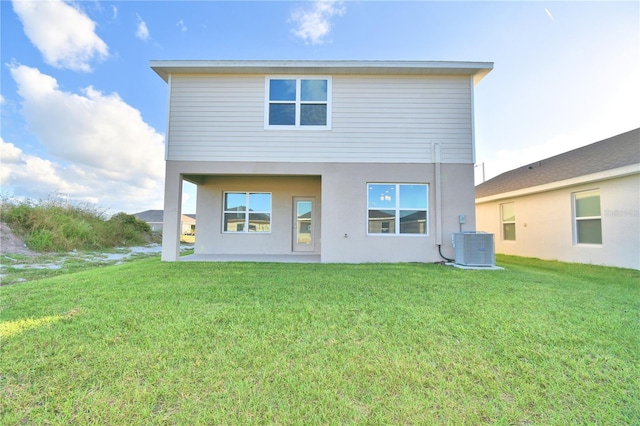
left=1, top=222, right=36, bottom=257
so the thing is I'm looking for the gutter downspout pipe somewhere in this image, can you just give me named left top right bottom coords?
left=433, top=142, right=442, bottom=247
left=433, top=142, right=454, bottom=262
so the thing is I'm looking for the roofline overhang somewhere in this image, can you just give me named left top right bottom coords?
left=150, top=60, right=493, bottom=84
left=475, top=164, right=640, bottom=204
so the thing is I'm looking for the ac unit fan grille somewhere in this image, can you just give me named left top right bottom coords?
left=453, top=232, right=495, bottom=267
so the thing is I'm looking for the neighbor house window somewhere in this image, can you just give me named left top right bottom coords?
left=501, top=202, right=516, bottom=241
left=265, top=77, right=331, bottom=128
left=574, top=190, right=602, bottom=244
left=223, top=192, right=271, bottom=233
left=367, top=184, right=428, bottom=235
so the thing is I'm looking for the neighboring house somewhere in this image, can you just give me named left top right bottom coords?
left=134, top=210, right=196, bottom=235
left=475, top=128, right=640, bottom=270
left=183, top=214, right=197, bottom=235
left=151, top=60, right=493, bottom=262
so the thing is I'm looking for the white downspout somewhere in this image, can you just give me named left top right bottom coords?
left=433, top=142, right=443, bottom=246
left=164, top=74, right=172, bottom=161
left=469, top=76, right=476, bottom=165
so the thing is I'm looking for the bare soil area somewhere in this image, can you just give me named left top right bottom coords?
left=0, top=222, right=36, bottom=256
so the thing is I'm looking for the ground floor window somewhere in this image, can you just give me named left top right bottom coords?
left=367, top=183, right=428, bottom=235
left=501, top=202, right=516, bottom=241
left=223, top=192, right=271, bottom=233
left=574, top=190, right=602, bottom=244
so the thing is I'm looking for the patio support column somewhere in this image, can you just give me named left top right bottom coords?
left=161, top=163, right=183, bottom=261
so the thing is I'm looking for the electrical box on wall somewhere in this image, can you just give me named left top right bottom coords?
left=459, top=215, right=466, bottom=224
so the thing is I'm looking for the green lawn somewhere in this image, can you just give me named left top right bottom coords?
left=1, top=256, right=638, bottom=425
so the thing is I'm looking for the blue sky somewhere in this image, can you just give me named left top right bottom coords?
left=1, top=0, right=638, bottom=215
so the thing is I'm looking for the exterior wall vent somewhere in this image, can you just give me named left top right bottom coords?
left=453, top=232, right=495, bottom=267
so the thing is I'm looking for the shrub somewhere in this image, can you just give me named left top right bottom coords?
left=103, top=213, right=152, bottom=247
left=25, top=229, right=55, bottom=252
left=0, top=197, right=153, bottom=252
left=0, top=201, right=36, bottom=228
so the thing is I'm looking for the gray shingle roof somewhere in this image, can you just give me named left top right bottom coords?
left=133, top=210, right=197, bottom=223
left=133, top=210, right=164, bottom=223
left=476, top=128, right=640, bottom=198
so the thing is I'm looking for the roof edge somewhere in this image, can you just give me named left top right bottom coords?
left=475, top=163, right=640, bottom=204
left=150, top=60, right=494, bottom=83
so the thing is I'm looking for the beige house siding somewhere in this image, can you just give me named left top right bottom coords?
left=166, top=74, right=473, bottom=164
left=476, top=172, right=640, bottom=270
left=180, top=215, right=196, bottom=235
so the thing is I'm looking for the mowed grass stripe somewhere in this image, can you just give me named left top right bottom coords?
left=1, top=256, right=638, bottom=424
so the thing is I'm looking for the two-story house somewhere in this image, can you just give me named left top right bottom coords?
left=151, top=60, right=493, bottom=262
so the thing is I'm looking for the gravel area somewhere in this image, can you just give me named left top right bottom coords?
left=0, top=222, right=36, bottom=257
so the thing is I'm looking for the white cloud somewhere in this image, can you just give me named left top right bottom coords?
left=480, top=123, right=639, bottom=184
left=479, top=69, right=640, bottom=183
left=290, top=0, right=345, bottom=45
left=112, top=5, right=118, bottom=20
left=5, top=65, right=166, bottom=213
left=1, top=137, right=86, bottom=198
left=136, top=14, right=150, bottom=41
left=176, top=19, right=187, bottom=33
left=0, top=138, right=24, bottom=165
left=482, top=133, right=587, bottom=182
left=476, top=29, right=640, bottom=184
left=544, top=8, right=554, bottom=21
left=11, top=0, right=108, bottom=72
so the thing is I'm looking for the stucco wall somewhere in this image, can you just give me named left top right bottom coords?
left=476, top=174, right=640, bottom=269
left=164, top=160, right=476, bottom=263
left=196, top=175, right=321, bottom=255
left=319, top=162, right=475, bottom=263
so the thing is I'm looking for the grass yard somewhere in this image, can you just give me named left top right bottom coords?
left=1, top=255, right=638, bottom=425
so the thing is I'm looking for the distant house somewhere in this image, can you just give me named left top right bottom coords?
left=134, top=210, right=196, bottom=235
left=475, top=128, right=639, bottom=270
left=151, top=60, right=493, bottom=262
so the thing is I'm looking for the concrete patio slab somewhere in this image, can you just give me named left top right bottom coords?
left=180, top=254, right=321, bottom=263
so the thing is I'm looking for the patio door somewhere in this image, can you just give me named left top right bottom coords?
left=293, top=197, right=315, bottom=252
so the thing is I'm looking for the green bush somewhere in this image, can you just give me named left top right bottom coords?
left=1, top=201, right=35, bottom=228
left=24, top=229, right=55, bottom=251
left=103, top=213, right=152, bottom=247
left=0, top=197, right=153, bottom=252
left=108, top=212, right=152, bottom=233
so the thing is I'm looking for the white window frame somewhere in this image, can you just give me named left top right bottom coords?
left=222, top=192, right=272, bottom=234
left=366, top=183, right=429, bottom=236
left=264, top=76, right=332, bottom=130
left=573, top=189, right=602, bottom=245
left=500, top=202, right=516, bottom=241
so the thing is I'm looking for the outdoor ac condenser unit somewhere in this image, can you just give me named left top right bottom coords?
left=453, top=232, right=495, bottom=267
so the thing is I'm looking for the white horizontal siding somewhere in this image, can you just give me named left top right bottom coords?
left=167, top=74, right=473, bottom=163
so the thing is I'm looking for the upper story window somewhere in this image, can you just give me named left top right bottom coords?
left=574, top=190, right=602, bottom=245
left=367, top=183, right=428, bottom=235
left=501, top=202, right=516, bottom=241
left=265, top=77, right=331, bottom=129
